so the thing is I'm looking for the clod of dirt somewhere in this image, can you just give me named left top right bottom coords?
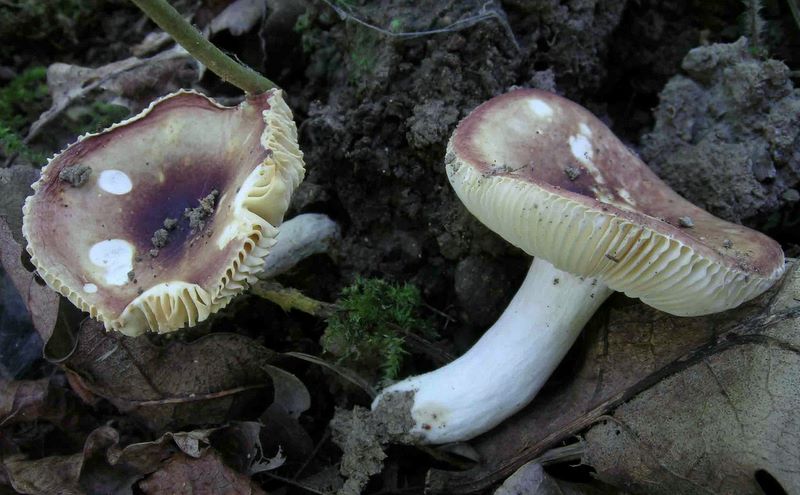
left=150, top=228, right=169, bottom=253
left=184, top=189, right=219, bottom=232
left=330, top=391, right=418, bottom=495
left=642, top=37, right=800, bottom=223
left=406, top=99, right=460, bottom=149
left=564, top=165, right=582, bottom=181
left=162, top=217, right=178, bottom=230
left=57, top=164, right=92, bottom=187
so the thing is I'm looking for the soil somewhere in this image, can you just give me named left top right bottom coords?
left=57, top=164, right=92, bottom=187
left=1, top=0, right=799, bottom=493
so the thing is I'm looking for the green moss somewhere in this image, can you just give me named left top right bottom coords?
left=65, top=101, right=129, bottom=135
left=322, top=278, right=436, bottom=384
left=347, top=27, right=380, bottom=84
left=0, top=66, right=49, bottom=163
left=0, top=66, right=49, bottom=129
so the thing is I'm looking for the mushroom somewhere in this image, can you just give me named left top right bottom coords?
left=373, top=89, right=786, bottom=444
left=22, top=89, right=304, bottom=336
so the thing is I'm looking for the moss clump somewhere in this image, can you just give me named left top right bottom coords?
left=65, top=101, right=130, bottom=136
left=322, top=278, right=436, bottom=384
left=0, top=66, right=50, bottom=164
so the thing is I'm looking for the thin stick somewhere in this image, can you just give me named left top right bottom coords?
left=129, top=0, right=277, bottom=94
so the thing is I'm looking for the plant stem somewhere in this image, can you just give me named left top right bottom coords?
left=251, top=281, right=336, bottom=318
left=130, top=0, right=277, bottom=94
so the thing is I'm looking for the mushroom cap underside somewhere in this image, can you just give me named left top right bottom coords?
left=447, top=88, right=785, bottom=316
left=22, top=89, right=305, bottom=335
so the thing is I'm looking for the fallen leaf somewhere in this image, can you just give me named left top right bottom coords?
left=0, top=217, right=59, bottom=345
left=26, top=46, right=196, bottom=143
left=426, top=260, right=799, bottom=493
left=0, top=378, right=68, bottom=427
left=209, top=421, right=287, bottom=475
left=2, top=425, right=240, bottom=495
left=209, top=0, right=267, bottom=36
left=138, top=450, right=266, bottom=495
left=2, top=426, right=117, bottom=495
left=494, top=461, right=613, bottom=495
left=62, top=319, right=309, bottom=432
left=582, top=264, right=800, bottom=493
left=0, top=165, right=39, bottom=243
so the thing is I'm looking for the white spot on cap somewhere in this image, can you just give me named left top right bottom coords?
left=528, top=99, right=553, bottom=118
left=579, top=122, right=592, bottom=137
left=569, top=134, right=594, bottom=166
left=89, top=239, right=134, bottom=286
left=98, top=170, right=132, bottom=195
left=83, top=283, right=98, bottom=293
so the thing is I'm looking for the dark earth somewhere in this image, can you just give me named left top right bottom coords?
left=0, top=0, right=799, bottom=494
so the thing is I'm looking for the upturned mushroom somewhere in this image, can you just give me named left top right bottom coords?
left=22, top=89, right=304, bottom=336
left=373, top=89, right=786, bottom=444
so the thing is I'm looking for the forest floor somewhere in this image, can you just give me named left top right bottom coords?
left=0, top=1, right=799, bottom=494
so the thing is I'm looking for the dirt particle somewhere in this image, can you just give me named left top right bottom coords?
left=330, top=391, right=419, bottom=495
left=564, top=165, right=582, bottom=181
left=723, top=239, right=733, bottom=249
left=151, top=228, right=169, bottom=249
left=149, top=248, right=159, bottom=258
left=553, top=278, right=560, bottom=285
left=127, top=270, right=135, bottom=282
left=58, top=164, right=92, bottom=187
left=184, top=189, right=219, bottom=232
left=678, top=216, right=695, bottom=228
left=163, top=217, right=178, bottom=230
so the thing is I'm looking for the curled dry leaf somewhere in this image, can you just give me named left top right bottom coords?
left=2, top=426, right=118, bottom=495
left=63, top=319, right=308, bottom=432
left=209, top=0, right=267, bottom=36
left=0, top=217, right=59, bottom=345
left=427, top=260, right=799, bottom=494
left=2, top=425, right=246, bottom=495
left=27, top=46, right=196, bottom=142
left=138, top=450, right=266, bottom=495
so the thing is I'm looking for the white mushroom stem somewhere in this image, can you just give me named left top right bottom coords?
left=373, top=257, right=613, bottom=444
left=259, top=213, right=341, bottom=279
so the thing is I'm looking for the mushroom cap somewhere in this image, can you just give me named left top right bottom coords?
left=22, top=89, right=304, bottom=336
left=447, top=89, right=785, bottom=316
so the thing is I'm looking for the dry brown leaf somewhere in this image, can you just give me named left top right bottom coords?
left=0, top=378, right=67, bottom=426
left=62, top=319, right=307, bottom=432
left=427, top=260, right=799, bottom=494
left=138, top=450, right=266, bottom=495
left=209, top=0, right=267, bottom=36
left=0, top=165, right=40, bottom=243
left=26, top=46, right=196, bottom=142
left=582, top=264, right=800, bottom=493
left=494, top=461, right=613, bottom=495
left=2, top=425, right=242, bottom=494
left=0, top=217, right=59, bottom=345
left=2, top=426, right=117, bottom=495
